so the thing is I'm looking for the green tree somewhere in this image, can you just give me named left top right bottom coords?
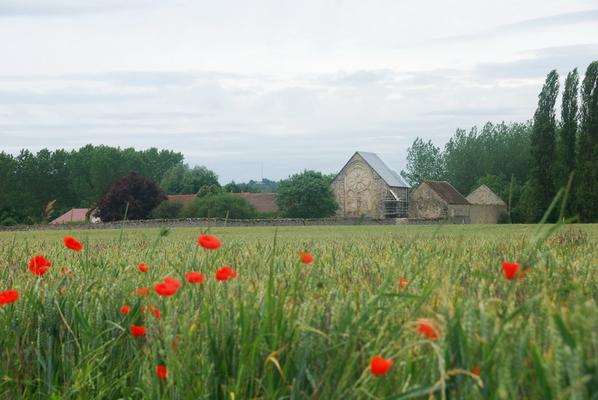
left=528, top=70, right=559, bottom=221
left=400, top=138, right=445, bottom=186
left=276, top=170, right=337, bottom=218
left=182, top=192, right=257, bottom=219
left=576, top=61, right=598, bottom=221
left=160, top=164, right=220, bottom=194
left=557, top=69, right=579, bottom=216
left=96, top=172, right=166, bottom=222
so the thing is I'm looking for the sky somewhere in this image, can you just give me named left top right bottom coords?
left=1, top=0, right=597, bottom=183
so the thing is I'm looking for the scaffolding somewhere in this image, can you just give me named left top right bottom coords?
left=383, top=188, right=408, bottom=218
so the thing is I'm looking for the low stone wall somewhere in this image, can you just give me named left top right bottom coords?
left=0, top=217, right=397, bottom=232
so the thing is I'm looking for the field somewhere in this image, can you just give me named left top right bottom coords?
left=1, top=224, right=597, bottom=399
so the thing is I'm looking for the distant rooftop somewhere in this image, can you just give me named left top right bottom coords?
left=423, top=181, right=470, bottom=205
left=357, top=151, right=410, bottom=188
left=50, top=208, right=89, bottom=224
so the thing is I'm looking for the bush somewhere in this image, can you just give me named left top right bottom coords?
left=149, top=201, right=183, bottom=219
left=182, top=193, right=257, bottom=219
left=276, top=170, right=338, bottom=218
left=96, top=172, right=166, bottom=222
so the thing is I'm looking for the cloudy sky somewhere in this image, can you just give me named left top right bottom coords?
left=1, top=0, right=597, bottom=182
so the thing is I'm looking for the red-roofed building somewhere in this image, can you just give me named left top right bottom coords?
left=50, top=208, right=99, bottom=224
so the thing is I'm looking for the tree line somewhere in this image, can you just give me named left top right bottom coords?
left=401, top=60, right=598, bottom=223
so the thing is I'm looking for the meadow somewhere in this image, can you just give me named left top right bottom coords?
left=1, top=224, right=597, bottom=399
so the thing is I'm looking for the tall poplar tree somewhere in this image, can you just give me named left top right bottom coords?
left=557, top=68, right=579, bottom=215
left=577, top=61, right=598, bottom=221
left=529, top=70, right=559, bottom=221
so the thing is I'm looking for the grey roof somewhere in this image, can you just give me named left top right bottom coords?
left=357, top=151, right=410, bottom=188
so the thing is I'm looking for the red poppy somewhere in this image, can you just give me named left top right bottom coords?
left=147, top=305, right=160, bottom=319
left=399, top=277, right=409, bottom=289
left=63, top=236, right=83, bottom=252
left=135, top=287, right=150, bottom=297
left=156, top=364, right=167, bottom=379
left=120, top=305, right=131, bottom=315
left=417, top=320, right=440, bottom=341
left=130, top=325, right=146, bottom=337
left=163, top=277, right=182, bottom=288
left=185, top=271, right=206, bottom=284
left=502, top=262, right=521, bottom=280
left=299, top=251, right=314, bottom=264
left=0, top=290, right=19, bottom=306
left=29, top=255, right=52, bottom=275
left=472, top=366, right=481, bottom=376
left=215, top=266, right=237, bottom=281
left=154, top=282, right=178, bottom=296
left=138, top=263, right=149, bottom=273
left=370, top=355, right=394, bottom=376
left=198, top=234, right=221, bottom=250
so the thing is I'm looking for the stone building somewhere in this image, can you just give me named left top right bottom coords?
left=331, top=152, right=410, bottom=219
left=467, top=185, right=507, bottom=224
left=408, top=181, right=471, bottom=223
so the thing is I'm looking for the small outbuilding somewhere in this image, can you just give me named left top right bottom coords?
left=331, top=152, right=410, bottom=219
left=408, top=181, right=471, bottom=223
left=466, top=185, right=507, bottom=224
left=50, top=208, right=100, bottom=224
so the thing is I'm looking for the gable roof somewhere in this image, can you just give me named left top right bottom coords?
left=166, top=194, right=196, bottom=205
left=50, top=208, right=90, bottom=224
left=466, top=185, right=507, bottom=206
left=232, top=192, right=279, bottom=213
left=355, top=151, right=410, bottom=188
left=423, top=181, right=470, bottom=205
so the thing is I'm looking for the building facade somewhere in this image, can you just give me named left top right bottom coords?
left=408, top=181, right=471, bottom=224
left=331, top=152, right=410, bottom=219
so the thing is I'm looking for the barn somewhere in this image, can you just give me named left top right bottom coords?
left=467, top=185, right=507, bottom=224
left=331, top=152, right=410, bottom=219
left=408, top=181, right=471, bottom=223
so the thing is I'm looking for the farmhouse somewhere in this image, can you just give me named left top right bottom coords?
left=50, top=208, right=100, bottom=224
left=331, top=152, right=410, bottom=219
left=408, top=181, right=471, bottom=223
left=467, top=184, right=507, bottom=224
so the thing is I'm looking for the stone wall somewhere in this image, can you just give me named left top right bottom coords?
left=408, top=183, right=448, bottom=219
left=0, top=217, right=398, bottom=232
left=470, top=204, right=507, bottom=224
left=331, top=153, right=389, bottom=219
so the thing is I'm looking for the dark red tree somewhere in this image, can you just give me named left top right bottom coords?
left=96, top=172, right=165, bottom=222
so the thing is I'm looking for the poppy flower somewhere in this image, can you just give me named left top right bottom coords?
left=399, top=277, right=409, bottom=289
left=370, top=355, right=394, bottom=376
left=198, top=234, right=221, bottom=250
left=163, top=277, right=182, bottom=289
left=147, top=305, right=160, bottom=319
left=120, top=305, right=131, bottom=315
left=299, top=251, right=314, bottom=264
left=472, top=366, right=481, bottom=376
left=215, top=266, right=237, bottom=281
left=135, top=287, right=150, bottom=297
left=185, top=272, right=206, bottom=284
left=417, top=320, right=440, bottom=341
left=63, top=236, right=83, bottom=252
left=130, top=325, right=146, bottom=337
left=138, top=263, right=149, bottom=273
left=29, top=255, right=51, bottom=275
left=154, top=282, right=178, bottom=296
left=502, top=262, right=521, bottom=280
left=156, top=364, right=167, bottom=379
left=0, top=290, right=19, bottom=306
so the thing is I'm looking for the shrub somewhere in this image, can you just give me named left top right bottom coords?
left=276, top=170, right=338, bottom=218
left=149, top=201, right=183, bottom=219
left=182, top=193, right=257, bottom=219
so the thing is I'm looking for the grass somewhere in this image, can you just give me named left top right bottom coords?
left=1, top=224, right=597, bottom=399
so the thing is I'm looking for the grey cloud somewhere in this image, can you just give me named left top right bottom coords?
left=0, top=0, right=159, bottom=17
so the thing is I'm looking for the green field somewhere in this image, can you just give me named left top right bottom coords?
left=1, top=224, right=597, bottom=399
